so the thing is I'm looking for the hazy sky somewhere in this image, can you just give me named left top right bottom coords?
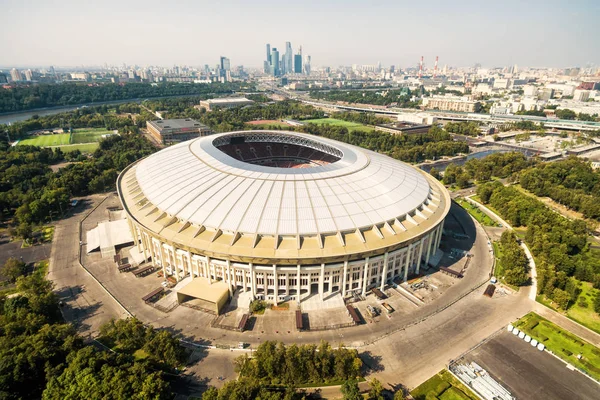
left=3, top=0, right=600, bottom=69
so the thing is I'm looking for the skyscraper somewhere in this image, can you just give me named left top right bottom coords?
left=10, top=68, right=22, bottom=82
left=284, top=41, right=292, bottom=75
left=219, top=56, right=231, bottom=82
left=271, top=48, right=280, bottom=76
left=304, top=55, right=311, bottom=75
left=294, top=54, right=302, bottom=74
left=266, top=44, right=271, bottom=64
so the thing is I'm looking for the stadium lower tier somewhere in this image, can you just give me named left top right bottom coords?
left=128, top=220, right=443, bottom=304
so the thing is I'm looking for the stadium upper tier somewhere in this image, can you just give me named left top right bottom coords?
left=118, top=131, right=449, bottom=262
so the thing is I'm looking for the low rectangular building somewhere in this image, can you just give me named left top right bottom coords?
left=422, top=96, right=481, bottom=113
left=198, top=97, right=254, bottom=111
left=146, top=118, right=212, bottom=144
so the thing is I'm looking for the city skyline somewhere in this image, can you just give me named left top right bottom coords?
left=2, top=0, right=600, bottom=68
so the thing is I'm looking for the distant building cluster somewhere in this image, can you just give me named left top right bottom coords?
left=264, top=42, right=310, bottom=76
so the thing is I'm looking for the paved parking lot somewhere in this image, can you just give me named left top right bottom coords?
left=462, top=330, right=600, bottom=400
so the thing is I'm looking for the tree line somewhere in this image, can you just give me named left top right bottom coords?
left=520, top=157, right=600, bottom=220
left=0, top=82, right=252, bottom=113
left=442, top=152, right=533, bottom=188
left=496, top=231, right=530, bottom=286
left=0, top=273, right=182, bottom=399
left=309, top=89, right=420, bottom=108
left=0, top=133, right=156, bottom=238
left=476, top=182, right=600, bottom=311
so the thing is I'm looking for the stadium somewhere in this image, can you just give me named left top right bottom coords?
left=117, top=130, right=450, bottom=308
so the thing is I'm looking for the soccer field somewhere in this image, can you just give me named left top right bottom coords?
left=71, top=128, right=115, bottom=144
left=18, top=133, right=71, bottom=147
left=302, top=118, right=370, bottom=132
left=56, top=143, right=100, bottom=153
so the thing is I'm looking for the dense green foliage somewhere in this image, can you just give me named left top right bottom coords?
left=0, top=134, right=155, bottom=231
left=0, top=82, right=250, bottom=113
left=520, top=157, right=600, bottom=220
left=234, top=341, right=362, bottom=386
left=302, top=125, right=468, bottom=163
left=443, top=152, right=532, bottom=187
left=99, top=318, right=187, bottom=370
left=496, top=231, right=530, bottom=286
left=202, top=378, right=300, bottom=400
left=0, top=274, right=178, bottom=399
left=444, top=121, right=481, bottom=136
left=310, top=89, right=420, bottom=108
left=1, top=257, right=27, bottom=282
left=477, top=182, right=600, bottom=310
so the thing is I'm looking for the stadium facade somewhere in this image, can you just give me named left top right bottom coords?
left=117, top=131, right=450, bottom=304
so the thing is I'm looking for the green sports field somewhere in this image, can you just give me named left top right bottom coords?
left=71, top=127, right=116, bottom=144
left=57, top=143, right=100, bottom=153
left=302, top=118, right=371, bottom=132
left=17, top=127, right=114, bottom=153
left=18, top=133, right=71, bottom=147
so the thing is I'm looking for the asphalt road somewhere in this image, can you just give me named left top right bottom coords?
left=463, top=330, right=600, bottom=400
left=47, top=194, right=127, bottom=337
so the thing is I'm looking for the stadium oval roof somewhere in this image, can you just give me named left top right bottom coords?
left=133, top=131, right=439, bottom=239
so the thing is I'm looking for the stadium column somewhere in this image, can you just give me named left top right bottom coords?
left=249, top=263, right=256, bottom=299
left=273, top=264, right=278, bottom=305
left=187, top=250, right=193, bottom=278
left=380, top=252, right=389, bottom=290
left=424, top=232, right=433, bottom=271
left=140, top=230, right=147, bottom=262
left=205, top=256, right=211, bottom=282
left=159, top=244, right=167, bottom=280
left=226, top=260, right=233, bottom=296
left=172, top=247, right=180, bottom=282
left=361, top=257, right=369, bottom=296
left=416, top=239, right=424, bottom=275
left=436, top=224, right=443, bottom=248
left=404, top=245, right=413, bottom=282
left=296, top=265, right=301, bottom=302
left=319, top=263, right=325, bottom=301
left=342, top=260, right=348, bottom=297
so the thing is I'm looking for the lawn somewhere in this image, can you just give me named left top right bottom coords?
left=411, top=369, right=478, bottom=400
left=455, top=198, right=497, bottom=227
left=537, top=282, right=600, bottom=335
left=302, top=118, right=371, bottom=132
left=56, top=143, right=100, bottom=153
left=513, top=312, right=600, bottom=380
left=246, top=122, right=291, bottom=129
left=71, top=127, right=116, bottom=144
left=18, top=133, right=71, bottom=147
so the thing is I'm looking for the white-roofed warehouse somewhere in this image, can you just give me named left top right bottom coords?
left=117, top=131, right=450, bottom=304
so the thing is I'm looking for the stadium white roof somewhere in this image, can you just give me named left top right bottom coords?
left=134, top=131, right=435, bottom=238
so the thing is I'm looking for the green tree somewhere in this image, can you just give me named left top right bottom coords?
left=341, top=379, right=362, bottom=400
left=552, top=288, right=571, bottom=309
left=367, top=378, right=385, bottom=400
left=2, top=257, right=27, bottom=282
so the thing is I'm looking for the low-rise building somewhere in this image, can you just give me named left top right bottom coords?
left=422, top=95, right=481, bottom=113
left=198, top=97, right=254, bottom=111
left=146, top=118, right=212, bottom=144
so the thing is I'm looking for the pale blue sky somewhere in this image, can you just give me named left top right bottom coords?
left=3, top=0, right=599, bottom=68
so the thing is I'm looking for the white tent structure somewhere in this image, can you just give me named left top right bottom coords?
left=86, top=219, right=134, bottom=258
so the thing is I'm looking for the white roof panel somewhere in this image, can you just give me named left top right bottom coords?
left=135, top=130, right=432, bottom=237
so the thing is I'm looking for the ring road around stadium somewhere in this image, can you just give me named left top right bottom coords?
left=117, top=130, right=450, bottom=308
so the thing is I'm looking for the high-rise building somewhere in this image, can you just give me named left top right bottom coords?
left=10, top=68, right=22, bottom=82
left=24, top=69, right=33, bottom=81
left=266, top=44, right=271, bottom=64
left=271, top=48, right=280, bottom=76
left=294, top=54, right=302, bottom=74
left=0, top=73, right=7, bottom=84
left=220, top=56, right=231, bottom=72
left=304, top=55, right=311, bottom=75
left=284, top=41, right=292, bottom=75
left=219, top=56, right=231, bottom=81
